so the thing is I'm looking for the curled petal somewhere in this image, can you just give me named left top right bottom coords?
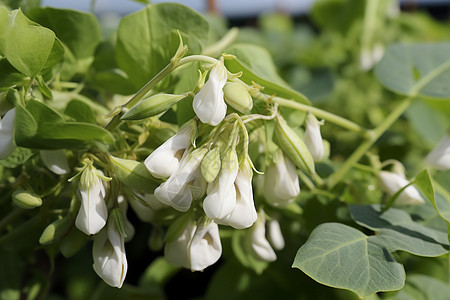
left=378, top=171, right=424, bottom=206
left=0, top=108, right=15, bottom=159
left=267, top=220, right=285, bottom=251
left=250, top=214, right=276, bottom=262
left=164, top=221, right=193, bottom=269
left=189, top=221, right=222, bottom=271
left=40, top=150, right=70, bottom=175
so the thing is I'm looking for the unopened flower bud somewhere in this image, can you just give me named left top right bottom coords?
left=250, top=212, right=276, bottom=262
left=0, top=108, right=15, bottom=159
left=267, top=220, right=284, bottom=251
left=12, top=189, right=42, bottom=209
left=304, top=112, right=325, bottom=161
left=275, top=114, right=315, bottom=174
left=39, top=216, right=73, bottom=245
left=121, top=93, right=188, bottom=120
left=378, top=171, right=424, bottom=206
left=40, top=150, right=70, bottom=175
left=424, top=133, right=450, bottom=170
left=223, top=82, right=253, bottom=113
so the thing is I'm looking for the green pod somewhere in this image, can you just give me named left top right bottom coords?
left=223, top=82, right=253, bottom=113
left=275, top=115, right=315, bottom=174
left=110, top=156, right=161, bottom=193
left=39, top=216, right=73, bottom=245
left=201, top=147, right=222, bottom=183
left=60, top=228, right=88, bottom=258
left=12, top=189, right=42, bottom=209
left=121, top=93, right=188, bottom=120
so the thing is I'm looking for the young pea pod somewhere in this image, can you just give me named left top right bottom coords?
left=274, top=114, right=315, bottom=174
left=121, top=93, right=189, bottom=121
left=12, top=189, right=42, bottom=209
left=110, top=156, right=161, bottom=193
left=223, top=82, right=253, bottom=113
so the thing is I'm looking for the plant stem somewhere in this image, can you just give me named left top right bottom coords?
left=0, top=208, right=24, bottom=233
left=326, top=97, right=413, bottom=189
left=202, top=27, right=239, bottom=57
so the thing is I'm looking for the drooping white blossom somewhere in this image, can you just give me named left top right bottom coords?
left=264, top=152, right=300, bottom=207
left=40, top=150, right=70, bottom=175
left=75, top=166, right=109, bottom=235
left=154, top=148, right=207, bottom=212
left=203, top=149, right=239, bottom=220
left=267, top=219, right=285, bottom=251
left=0, top=108, right=16, bottom=159
left=165, top=219, right=222, bottom=271
left=378, top=170, right=424, bottom=206
left=304, top=112, right=325, bottom=161
left=92, top=216, right=128, bottom=288
left=144, top=123, right=195, bottom=178
left=424, top=133, right=450, bottom=170
left=250, top=212, right=276, bottom=262
left=193, top=60, right=228, bottom=126
left=216, top=158, right=257, bottom=229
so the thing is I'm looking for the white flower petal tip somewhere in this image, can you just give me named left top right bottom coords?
left=193, top=61, right=228, bottom=126
left=378, top=171, right=424, bottom=206
left=304, top=113, right=325, bottom=161
left=264, top=153, right=300, bottom=207
left=250, top=214, right=276, bottom=262
left=40, top=150, right=70, bottom=175
left=144, top=123, right=195, bottom=179
left=92, top=218, right=128, bottom=288
left=165, top=220, right=222, bottom=271
left=267, top=220, right=285, bottom=251
left=0, top=108, right=16, bottom=159
left=425, top=133, right=450, bottom=171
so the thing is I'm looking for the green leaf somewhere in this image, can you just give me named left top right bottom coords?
left=311, top=0, right=365, bottom=33
left=116, top=3, right=210, bottom=90
left=387, top=274, right=450, bottom=300
left=0, top=147, right=33, bottom=168
left=224, top=44, right=310, bottom=104
left=292, top=222, right=405, bottom=298
left=0, top=9, right=58, bottom=77
left=350, top=204, right=449, bottom=256
left=0, top=59, right=26, bottom=91
left=64, top=100, right=96, bottom=124
left=375, top=43, right=450, bottom=99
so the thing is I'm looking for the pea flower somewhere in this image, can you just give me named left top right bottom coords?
left=92, top=214, right=128, bottom=288
left=165, top=219, right=222, bottom=271
left=75, top=164, right=109, bottom=235
left=216, top=158, right=257, bottom=229
left=40, top=150, right=70, bottom=175
left=0, top=108, right=15, bottom=159
left=304, top=112, right=325, bottom=161
left=193, top=60, right=228, bottom=126
left=154, top=147, right=207, bottom=212
left=250, top=212, right=276, bottom=262
left=264, top=152, right=300, bottom=207
left=424, top=133, right=450, bottom=170
left=203, top=149, right=239, bottom=220
left=267, top=220, right=285, bottom=251
left=378, top=170, right=424, bottom=206
left=145, top=122, right=195, bottom=178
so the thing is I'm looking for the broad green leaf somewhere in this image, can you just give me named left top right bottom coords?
left=0, top=147, right=33, bottom=168
left=116, top=3, right=209, bottom=90
left=224, top=44, right=310, bottom=104
left=387, top=274, right=450, bottom=300
left=64, top=100, right=96, bottom=124
left=0, top=9, right=57, bottom=77
left=293, top=223, right=405, bottom=298
left=375, top=43, right=450, bottom=99
left=349, top=204, right=449, bottom=256
left=0, top=59, right=25, bottom=91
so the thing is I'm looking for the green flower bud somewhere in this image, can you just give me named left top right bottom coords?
left=12, top=189, right=42, bottom=209
left=275, top=115, right=315, bottom=174
left=223, top=82, right=253, bottom=113
left=121, top=93, right=189, bottom=121
left=60, top=228, right=88, bottom=258
left=110, top=156, right=161, bottom=193
left=201, top=147, right=222, bottom=183
left=39, top=216, right=73, bottom=245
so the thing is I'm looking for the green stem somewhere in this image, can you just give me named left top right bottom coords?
left=326, top=97, right=413, bottom=189
left=202, top=27, right=239, bottom=57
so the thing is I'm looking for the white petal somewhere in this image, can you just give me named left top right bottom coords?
left=189, top=221, right=222, bottom=271
left=118, top=196, right=135, bottom=242
left=378, top=171, right=424, bottom=206
left=250, top=215, right=276, bottom=262
left=304, top=113, right=325, bottom=161
left=128, top=193, right=155, bottom=222
left=0, top=108, right=15, bottom=159
left=267, top=220, right=285, bottom=251
left=164, top=221, right=195, bottom=269
left=76, top=177, right=108, bottom=235
left=40, top=150, right=70, bottom=175
left=425, top=133, right=450, bottom=170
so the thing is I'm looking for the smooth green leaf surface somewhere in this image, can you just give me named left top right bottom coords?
left=375, top=43, right=450, bottom=99
left=293, top=222, right=405, bottom=298
left=116, top=3, right=209, bottom=90
left=387, top=274, right=450, bottom=300
left=224, top=44, right=310, bottom=104
left=349, top=204, right=449, bottom=256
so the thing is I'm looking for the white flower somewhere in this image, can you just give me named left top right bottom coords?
left=360, top=44, right=385, bottom=71
left=165, top=220, right=222, bottom=271
left=40, top=150, right=70, bottom=175
left=92, top=216, right=128, bottom=288
left=425, top=133, right=450, bottom=170
left=129, top=192, right=166, bottom=223
left=378, top=171, right=424, bottom=206
left=267, top=220, right=284, bottom=251
left=203, top=149, right=239, bottom=220
left=264, top=152, right=300, bottom=207
left=250, top=212, right=276, bottom=262
left=154, top=148, right=207, bottom=212
left=0, top=108, right=15, bottom=159
left=144, top=123, right=195, bottom=178
left=75, top=166, right=108, bottom=235
left=304, top=112, right=325, bottom=161
left=216, top=158, right=257, bottom=229
left=193, top=60, right=228, bottom=126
